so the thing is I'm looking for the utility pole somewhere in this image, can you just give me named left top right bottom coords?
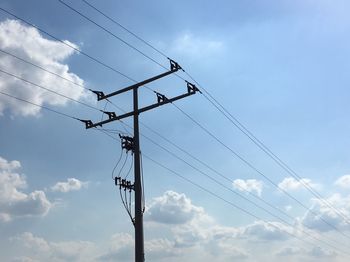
left=80, top=59, right=199, bottom=262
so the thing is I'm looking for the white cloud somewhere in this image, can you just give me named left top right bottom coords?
left=0, top=19, right=89, bottom=117
left=0, top=156, right=52, bottom=222
left=98, top=233, right=179, bottom=261
left=171, top=32, right=223, bottom=58
left=145, top=190, right=207, bottom=224
left=278, top=177, right=319, bottom=192
left=276, top=246, right=302, bottom=256
left=232, top=179, right=263, bottom=196
left=238, top=221, right=292, bottom=241
left=308, top=246, right=337, bottom=258
left=335, top=175, right=350, bottom=189
left=51, top=178, right=88, bottom=193
left=11, top=232, right=95, bottom=262
left=301, top=193, right=350, bottom=232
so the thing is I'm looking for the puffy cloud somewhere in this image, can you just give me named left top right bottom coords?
left=11, top=232, right=95, bottom=262
left=145, top=191, right=207, bottom=224
left=232, top=179, right=263, bottom=196
left=0, top=19, right=89, bottom=117
left=301, top=193, right=350, bottom=232
left=0, top=156, right=52, bottom=221
left=238, top=221, right=292, bottom=241
left=278, top=177, right=319, bottom=192
left=51, top=178, right=88, bottom=193
left=335, top=175, right=350, bottom=189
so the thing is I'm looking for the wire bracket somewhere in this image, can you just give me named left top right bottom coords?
left=169, top=59, right=182, bottom=71
left=119, top=134, right=134, bottom=153
left=102, top=111, right=117, bottom=120
left=115, top=176, right=135, bottom=191
left=186, top=81, right=201, bottom=94
left=90, top=90, right=105, bottom=101
left=79, top=119, right=94, bottom=129
left=155, top=92, right=168, bottom=103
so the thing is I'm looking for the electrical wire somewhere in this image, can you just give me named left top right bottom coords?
left=0, top=68, right=103, bottom=112
left=70, top=1, right=350, bottom=224
left=95, top=121, right=350, bottom=256
left=0, top=90, right=80, bottom=120
left=124, top=156, right=134, bottom=180
left=101, top=126, right=350, bottom=250
left=3, top=2, right=348, bottom=240
left=0, top=6, right=135, bottom=82
left=82, top=0, right=168, bottom=58
left=58, top=0, right=167, bottom=71
left=111, top=146, right=123, bottom=180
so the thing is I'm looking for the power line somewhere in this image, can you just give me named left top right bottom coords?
left=81, top=0, right=168, bottom=59
left=0, top=6, right=135, bottom=82
left=171, top=103, right=350, bottom=239
left=0, top=67, right=102, bottom=112
left=58, top=0, right=168, bottom=71
left=71, top=1, right=350, bottom=224
left=0, top=90, right=79, bottom=120
left=0, top=1, right=348, bottom=244
left=101, top=125, right=350, bottom=250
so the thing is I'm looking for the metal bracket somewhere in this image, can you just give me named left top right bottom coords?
left=119, top=134, right=134, bottom=152
left=102, top=111, right=117, bottom=120
left=79, top=119, right=94, bottom=129
left=169, top=59, right=182, bottom=71
left=115, top=177, right=134, bottom=191
left=155, top=92, right=168, bottom=103
left=90, top=90, right=105, bottom=101
left=186, top=82, right=201, bottom=94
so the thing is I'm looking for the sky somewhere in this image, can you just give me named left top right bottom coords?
left=0, top=0, right=350, bottom=261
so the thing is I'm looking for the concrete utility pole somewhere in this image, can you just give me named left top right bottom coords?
left=80, top=60, right=199, bottom=262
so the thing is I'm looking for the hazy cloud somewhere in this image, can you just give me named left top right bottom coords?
left=11, top=232, right=95, bottom=262
left=335, top=175, right=350, bottom=189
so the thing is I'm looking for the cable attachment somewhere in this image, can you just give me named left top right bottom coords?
left=169, top=59, right=182, bottom=71
left=186, top=81, right=201, bottom=94
left=102, top=111, right=117, bottom=120
left=79, top=119, right=94, bottom=129
left=119, top=134, right=134, bottom=153
left=115, top=177, right=135, bottom=191
left=155, top=91, right=168, bottom=103
left=90, top=90, right=105, bottom=101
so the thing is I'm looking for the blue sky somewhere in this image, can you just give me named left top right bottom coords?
left=1, top=0, right=350, bottom=261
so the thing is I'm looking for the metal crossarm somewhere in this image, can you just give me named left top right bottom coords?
left=95, top=59, right=182, bottom=101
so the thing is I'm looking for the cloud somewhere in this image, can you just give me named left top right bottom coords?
left=98, top=233, right=179, bottom=261
left=276, top=246, right=302, bottom=256
left=335, top=175, right=350, bottom=189
left=278, top=177, right=319, bottom=192
left=0, top=156, right=52, bottom=222
left=171, top=32, right=223, bottom=58
left=301, top=193, right=350, bottom=232
left=232, top=179, right=263, bottom=196
left=238, top=221, right=292, bottom=241
left=51, top=178, right=88, bottom=193
left=11, top=232, right=95, bottom=262
left=0, top=19, right=89, bottom=117
left=308, top=246, right=337, bottom=258
left=145, top=190, right=207, bottom=224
